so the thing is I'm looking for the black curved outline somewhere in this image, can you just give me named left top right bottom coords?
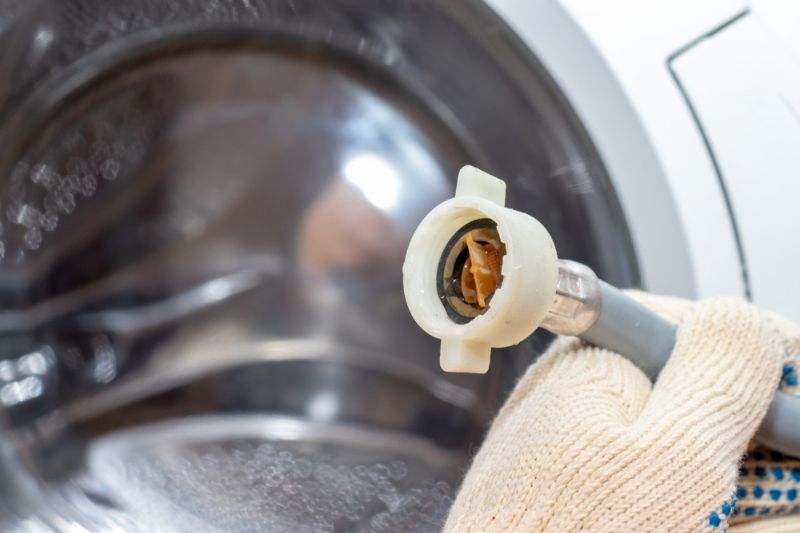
left=666, top=10, right=752, bottom=299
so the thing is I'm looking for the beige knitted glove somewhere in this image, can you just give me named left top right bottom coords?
left=728, top=311, right=800, bottom=531
left=445, top=297, right=786, bottom=532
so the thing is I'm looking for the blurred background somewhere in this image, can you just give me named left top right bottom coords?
left=0, top=0, right=797, bottom=531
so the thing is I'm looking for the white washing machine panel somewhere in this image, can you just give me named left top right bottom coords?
left=673, top=6, right=800, bottom=320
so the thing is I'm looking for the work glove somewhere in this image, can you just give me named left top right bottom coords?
left=444, top=295, right=800, bottom=532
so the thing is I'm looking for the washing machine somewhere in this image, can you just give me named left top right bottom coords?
left=0, top=0, right=796, bottom=531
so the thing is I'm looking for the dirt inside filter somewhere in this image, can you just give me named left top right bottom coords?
left=459, top=232, right=502, bottom=308
left=439, top=221, right=505, bottom=321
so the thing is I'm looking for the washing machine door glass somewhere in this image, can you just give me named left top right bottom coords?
left=0, top=1, right=637, bottom=531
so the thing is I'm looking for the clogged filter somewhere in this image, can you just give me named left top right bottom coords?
left=437, top=219, right=505, bottom=321
left=403, top=166, right=559, bottom=374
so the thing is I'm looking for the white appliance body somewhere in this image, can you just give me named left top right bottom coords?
left=486, top=0, right=800, bottom=321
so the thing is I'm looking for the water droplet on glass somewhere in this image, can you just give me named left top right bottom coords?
left=41, top=213, right=58, bottom=232
left=30, top=163, right=55, bottom=189
left=24, top=227, right=42, bottom=250
left=100, top=158, right=120, bottom=181
left=389, top=460, right=408, bottom=481
left=55, top=191, right=76, bottom=214
left=79, top=174, right=97, bottom=196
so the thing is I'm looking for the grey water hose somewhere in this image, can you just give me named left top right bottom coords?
left=543, top=260, right=800, bottom=458
left=581, top=281, right=676, bottom=381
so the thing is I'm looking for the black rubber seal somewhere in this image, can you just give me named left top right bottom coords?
left=436, top=218, right=498, bottom=324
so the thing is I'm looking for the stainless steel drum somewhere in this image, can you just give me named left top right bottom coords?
left=0, top=1, right=638, bottom=531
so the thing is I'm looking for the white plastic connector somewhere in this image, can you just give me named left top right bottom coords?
left=402, top=166, right=559, bottom=373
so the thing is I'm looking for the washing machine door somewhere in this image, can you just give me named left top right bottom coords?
left=0, top=1, right=637, bottom=531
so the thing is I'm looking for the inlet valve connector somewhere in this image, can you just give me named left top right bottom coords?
left=403, top=166, right=559, bottom=373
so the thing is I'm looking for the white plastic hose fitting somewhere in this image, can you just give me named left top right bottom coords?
left=402, top=166, right=559, bottom=373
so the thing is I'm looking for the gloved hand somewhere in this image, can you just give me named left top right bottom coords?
left=444, top=295, right=797, bottom=532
